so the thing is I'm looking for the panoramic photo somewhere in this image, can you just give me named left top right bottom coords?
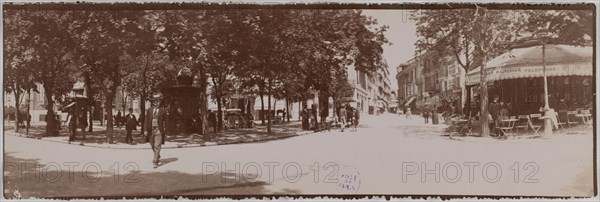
left=2, top=3, right=596, bottom=199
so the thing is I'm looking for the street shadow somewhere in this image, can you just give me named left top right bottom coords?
left=6, top=121, right=306, bottom=147
left=155, top=157, right=178, bottom=168
left=3, top=154, right=301, bottom=199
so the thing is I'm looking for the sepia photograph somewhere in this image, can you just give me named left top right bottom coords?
left=1, top=1, right=597, bottom=200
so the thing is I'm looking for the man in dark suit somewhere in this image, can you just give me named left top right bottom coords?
left=144, top=95, right=167, bottom=168
left=124, top=108, right=137, bottom=144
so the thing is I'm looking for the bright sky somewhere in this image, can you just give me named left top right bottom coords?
left=363, top=9, right=418, bottom=90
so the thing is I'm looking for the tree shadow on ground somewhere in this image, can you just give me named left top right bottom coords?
left=3, top=153, right=301, bottom=199
left=6, top=121, right=305, bottom=146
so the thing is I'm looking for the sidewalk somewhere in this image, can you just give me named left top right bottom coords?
left=3, top=121, right=315, bottom=149
left=444, top=120, right=594, bottom=142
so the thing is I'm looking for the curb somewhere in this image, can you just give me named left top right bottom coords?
left=4, top=129, right=317, bottom=150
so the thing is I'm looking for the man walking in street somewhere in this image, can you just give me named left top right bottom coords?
left=66, top=107, right=78, bottom=143
left=423, top=107, right=430, bottom=124
left=339, top=105, right=347, bottom=132
left=124, top=107, right=137, bottom=144
left=145, top=95, right=166, bottom=168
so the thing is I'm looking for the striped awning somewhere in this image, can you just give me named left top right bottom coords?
left=467, top=44, right=593, bottom=84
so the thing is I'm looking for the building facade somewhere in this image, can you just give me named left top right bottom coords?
left=396, top=52, right=466, bottom=114
left=347, top=59, right=394, bottom=115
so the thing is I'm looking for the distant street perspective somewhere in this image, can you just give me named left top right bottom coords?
left=3, top=3, right=596, bottom=199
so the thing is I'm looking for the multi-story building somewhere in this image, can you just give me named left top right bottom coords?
left=396, top=51, right=466, bottom=113
left=396, top=57, right=423, bottom=112
left=347, top=59, right=394, bottom=115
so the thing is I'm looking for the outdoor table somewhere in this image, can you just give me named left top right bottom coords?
left=498, top=118, right=517, bottom=137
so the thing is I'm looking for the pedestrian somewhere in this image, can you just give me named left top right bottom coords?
left=488, top=96, right=501, bottom=135
left=301, top=106, right=309, bottom=130
left=78, top=108, right=88, bottom=140
left=353, top=108, right=360, bottom=130
left=208, top=110, right=217, bottom=133
left=405, top=107, right=412, bottom=119
left=115, top=110, right=122, bottom=129
left=66, top=108, right=78, bottom=143
left=144, top=95, right=166, bottom=168
left=338, top=105, right=347, bottom=132
left=346, top=105, right=353, bottom=126
left=26, top=113, right=31, bottom=131
left=423, top=107, right=430, bottom=124
left=124, top=108, right=137, bottom=144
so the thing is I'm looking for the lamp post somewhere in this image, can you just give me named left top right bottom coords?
left=541, top=40, right=553, bottom=136
left=510, top=31, right=553, bottom=136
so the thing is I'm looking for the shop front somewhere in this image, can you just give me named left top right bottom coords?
left=465, top=44, right=593, bottom=116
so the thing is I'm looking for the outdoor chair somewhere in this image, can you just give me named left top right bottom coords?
left=555, top=113, right=567, bottom=130
left=567, top=111, right=579, bottom=127
left=515, top=115, right=529, bottom=133
left=580, top=110, right=593, bottom=127
left=528, top=113, right=543, bottom=137
left=497, top=117, right=516, bottom=137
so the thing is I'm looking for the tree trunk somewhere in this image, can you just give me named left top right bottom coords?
left=285, top=98, right=290, bottom=123
left=14, top=89, right=21, bottom=133
left=85, top=73, right=94, bottom=132
left=480, top=54, right=490, bottom=137
left=318, top=91, right=328, bottom=124
left=332, top=98, right=337, bottom=118
left=298, top=101, right=301, bottom=121
left=44, top=86, right=57, bottom=137
left=26, top=88, right=31, bottom=135
left=100, top=104, right=105, bottom=126
left=259, top=91, right=265, bottom=126
left=106, top=93, right=115, bottom=144
left=198, top=71, right=209, bottom=136
left=139, top=94, right=146, bottom=138
left=266, top=82, right=272, bottom=135
left=216, top=96, right=223, bottom=132
left=121, top=89, right=127, bottom=113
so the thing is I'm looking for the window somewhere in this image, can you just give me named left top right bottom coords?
left=524, top=79, right=539, bottom=103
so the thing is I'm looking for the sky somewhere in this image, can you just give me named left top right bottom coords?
left=362, top=9, right=418, bottom=90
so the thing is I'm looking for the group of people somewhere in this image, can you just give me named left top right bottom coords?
left=335, top=104, right=359, bottom=132
left=300, top=104, right=360, bottom=132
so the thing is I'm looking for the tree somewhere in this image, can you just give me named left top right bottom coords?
left=12, top=10, right=78, bottom=137
left=526, top=10, right=593, bottom=46
left=71, top=10, right=144, bottom=143
left=120, top=11, right=165, bottom=139
left=203, top=10, right=249, bottom=132
left=3, top=10, right=37, bottom=133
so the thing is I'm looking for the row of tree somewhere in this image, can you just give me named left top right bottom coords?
left=412, top=8, right=593, bottom=136
left=3, top=8, right=389, bottom=142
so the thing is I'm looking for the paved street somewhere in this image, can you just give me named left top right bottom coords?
left=3, top=114, right=594, bottom=198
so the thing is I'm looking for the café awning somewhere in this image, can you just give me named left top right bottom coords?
left=467, top=44, right=593, bottom=84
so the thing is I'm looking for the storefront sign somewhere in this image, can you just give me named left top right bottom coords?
left=467, top=62, right=593, bottom=84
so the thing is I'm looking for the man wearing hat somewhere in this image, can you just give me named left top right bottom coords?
left=124, top=107, right=137, bottom=144
left=144, top=94, right=167, bottom=168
